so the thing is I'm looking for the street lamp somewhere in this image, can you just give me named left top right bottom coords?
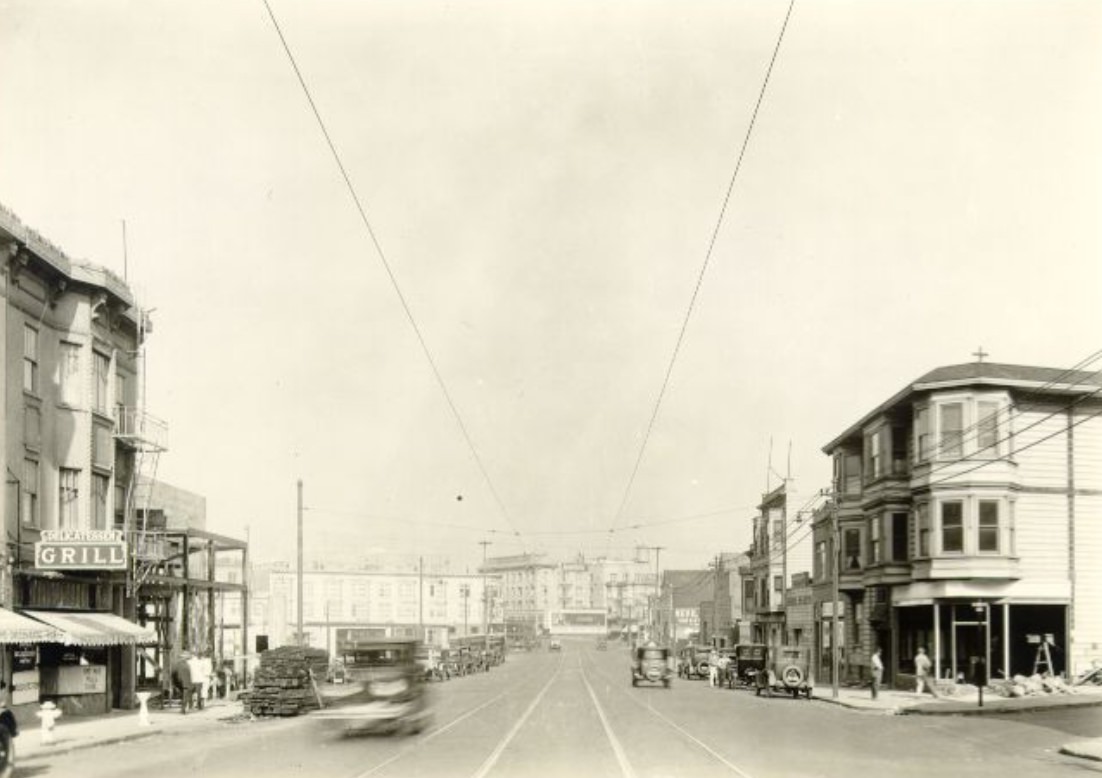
left=972, top=602, right=989, bottom=708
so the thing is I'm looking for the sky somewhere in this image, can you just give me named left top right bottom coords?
left=1, top=0, right=1100, bottom=573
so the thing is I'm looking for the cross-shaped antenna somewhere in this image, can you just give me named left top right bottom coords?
left=972, top=346, right=989, bottom=363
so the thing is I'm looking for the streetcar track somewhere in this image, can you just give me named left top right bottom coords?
left=468, top=652, right=566, bottom=778
left=351, top=690, right=507, bottom=778
left=583, top=652, right=758, bottom=778
left=580, top=661, right=639, bottom=778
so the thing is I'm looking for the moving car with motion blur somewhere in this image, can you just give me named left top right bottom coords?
left=631, top=642, right=672, bottom=688
left=313, top=637, right=433, bottom=735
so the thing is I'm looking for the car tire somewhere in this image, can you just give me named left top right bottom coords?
left=782, top=666, right=804, bottom=687
left=0, top=726, right=13, bottom=778
left=632, top=678, right=638, bottom=687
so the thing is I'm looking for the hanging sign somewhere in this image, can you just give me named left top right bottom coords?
left=35, top=529, right=128, bottom=570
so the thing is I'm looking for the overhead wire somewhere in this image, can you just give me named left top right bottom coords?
left=604, top=0, right=798, bottom=547
left=260, top=0, right=524, bottom=544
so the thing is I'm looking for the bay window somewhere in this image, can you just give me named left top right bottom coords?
left=941, top=501, right=964, bottom=552
left=977, top=401, right=1001, bottom=458
left=978, top=500, right=1000, bottom=552
left=939, top=403, right=963, bottom=458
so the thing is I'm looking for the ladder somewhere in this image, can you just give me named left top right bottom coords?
left=1033, top=641, right=1054, bottom=676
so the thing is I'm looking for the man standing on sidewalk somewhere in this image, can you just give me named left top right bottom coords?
left=870, top=647, right=884, bottom=699
left=914, top=647, right=938, bottom=697
left=171, top=652, right=194, bottom=715
left=187, top=652, right=206, bottom=710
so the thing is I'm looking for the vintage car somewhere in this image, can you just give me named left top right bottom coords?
left=414, top=646, right=446, bottom=682
left=549, top=639, right=563, bottom=652
left=726, top=643, right=767, bottom=688
left=595, top=638, right=608, bottom=651
left=314, top=637, right=433, bottom=735
left=631, top=643, right=672, bottom=688
left=678, top=645, right=712, bottom=680
left=754, top=645, right=814, bottom=699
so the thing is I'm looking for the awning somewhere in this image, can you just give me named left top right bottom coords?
left=21, top=610, right=157, bottom=647
left=0, top=608, right=63, bottom=644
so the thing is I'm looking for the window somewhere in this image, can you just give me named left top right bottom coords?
left=868, top=430, right=882, bottom=480
left=844, top=454, right=861, bottom=495
left=940, top=501, right=963, bottom=553
left=25, top=406, right=41, bottom=448
left=977, top=401, right=1000, bottom=458
left=891, top=426, right=908, bottom=474
left=94, top=352, right=111, bottom=413
left=22, top=459, right=39, bottom=527
left=891, top=512, right=909, bottom=561
left=743, top=579, right=755, bottom=609
left=843, top=528, right=862, bottom=570
left=24, top=326, right=39, bottom=394
left=92, top=473, right=109, bottom=530
left=815, top=540, right=827, bottom=580
left=978, top=500, right=1000, bottom=552
left=773, top=575, right=783, bottom=594
left=869, top=516, right=881, bottom=564
left=93, top=425, right=113, bottom=467
left=59, top=468, right=80, bottom=529
left=115, top=483, right=127, bottom=527
left=915, top=407, right=930, bottom=462
left=116, top=373, right=127, bottom=419
left=940, top=403, right=963, bottom=458
left=917, top=504, right=930, bottom=557
left=59, top=342, right=82, bottom=405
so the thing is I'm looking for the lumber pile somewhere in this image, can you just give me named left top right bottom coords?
left=243, top=646, right=330, bottom=716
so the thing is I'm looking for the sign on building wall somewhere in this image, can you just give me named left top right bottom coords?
left=34, top=530, right=127, bottom=570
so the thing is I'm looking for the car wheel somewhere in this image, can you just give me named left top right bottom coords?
left=632, top=678, right=638, bottom=687
left=0, top=726, right=13, bottom=778
left=782, top=666, right=804, bottom=687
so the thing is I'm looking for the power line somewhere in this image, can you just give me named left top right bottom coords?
left=261, top=0, right=523, bottom=544
left=605, top=0, right=797, bottom=541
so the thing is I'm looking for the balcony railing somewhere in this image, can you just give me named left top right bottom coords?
left=114, top=407, right=168, bottom=451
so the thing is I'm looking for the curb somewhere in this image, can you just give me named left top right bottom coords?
left=20, top=728, right=162, bottom=761
left=899, top=696, right=1102, bottom=716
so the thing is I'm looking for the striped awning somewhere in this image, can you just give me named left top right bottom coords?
left=0, top=608, right=63, bottom=644
left=21, top=610, right=157, bottom=647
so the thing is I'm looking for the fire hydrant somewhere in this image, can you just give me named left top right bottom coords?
left=37, top=701, right=62, bottom=744
left=136, top=691, right=152, bottom=727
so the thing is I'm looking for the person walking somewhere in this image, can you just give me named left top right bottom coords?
left=188, top=652, right=207, bottom=710
left=870, top=647, right=884, bottom=699
left=708, top=649, right=720, bottom=687
left=171, top=651, right=194, bottom=715
left=914, top=646, right=938, bottom=697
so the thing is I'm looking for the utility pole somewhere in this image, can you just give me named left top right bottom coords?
left=480, top=540, right=492, bottom=651
left=297, top=479, right=304, bottom=647
left=831, top=490, right=840, bottom=699
left=418, top=556, right=424, bottom=637
left=713, top=554, right=720, bottom=648
left=781, top=441, right=791, bottom=646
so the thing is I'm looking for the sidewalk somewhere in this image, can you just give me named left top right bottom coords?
left=17, top=696, right=252, bottom=763
left=813, top=683, right=1102, bottom=716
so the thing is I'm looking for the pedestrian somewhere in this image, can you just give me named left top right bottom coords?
left=188, top=652, right=206, bottom=710
left=717, top=652, right=731, bottom=689
left=870, top=647, right=884, bottom=699
left=171, top=651, right=194, bottom=714
left=708, top=649, right=720, bottom=687
left=914, top=646, right=938, bottom=697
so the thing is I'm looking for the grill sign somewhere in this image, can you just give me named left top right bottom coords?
left=35, top=530, right=127, bottom=570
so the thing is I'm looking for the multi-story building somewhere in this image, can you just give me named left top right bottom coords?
left=589, top=555, right=655, bottom=638
left=742, top=483, right=813, bottom=649
left=252, top=563, right=499, bottom=651
left=657, top=570, right=711, bottom=644
left=817, top=360, right=1102, bottom=688
left=482, top=553, right=557, bottom=638
left=0, top=205, right=161, bottom=720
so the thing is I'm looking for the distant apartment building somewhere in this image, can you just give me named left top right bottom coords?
left=251, top=562, right=499, bottom=651
left=816, top=361, right=1102, bottom=687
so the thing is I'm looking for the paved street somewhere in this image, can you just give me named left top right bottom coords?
left=20, top=641, right=1102, bottom=778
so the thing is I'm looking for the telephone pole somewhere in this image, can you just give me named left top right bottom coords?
left=479, top=540, right=492, bottom=651
left=831, top=490, right=840, bottom=699
left=297, top=479, right=304, bottom=647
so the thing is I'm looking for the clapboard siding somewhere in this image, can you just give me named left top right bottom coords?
left=1015, top=410, right=1070, bottom=489
left=1014, top=492, right=1070, bottom=586
left=1072, top=494, right=1102, bottom=674
left=1073, top=411, right=1102, bottom=491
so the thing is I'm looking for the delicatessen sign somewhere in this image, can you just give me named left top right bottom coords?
left=35, top=529, right=127, bottom=570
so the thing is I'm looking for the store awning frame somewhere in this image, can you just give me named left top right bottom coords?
left=0, top=608, right=63, bottom=644
left=21, top=610, right=157, bottom=647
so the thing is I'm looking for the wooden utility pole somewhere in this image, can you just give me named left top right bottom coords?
left=831, top=491, right=840, bottom=699
left=480, top=540, right=492, bottom=651
left=297, top=479, right=303, bottom=647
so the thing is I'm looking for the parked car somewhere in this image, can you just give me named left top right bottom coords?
left=0, top=698, right=17, bottom=778
left=755, top=645, right=814, bottom=699
left=595, top=638, right=608, bottom=651
left=632, top=643, right=672, bottom=688
left=727, top=643, right=767, bottom=688
left=549, top=639, right=562, bottom=651
left=314, top=637, right=433, bottom=735
left=678, top=645, right=711, bottom=680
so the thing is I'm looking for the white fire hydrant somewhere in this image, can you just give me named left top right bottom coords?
left=136, top=691, right=152, bottom=727
left=37, top=701, right=62, bottom=744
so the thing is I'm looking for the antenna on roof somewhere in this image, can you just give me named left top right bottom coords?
left=121, top=219, right=129, bottom=282
left=972, top=346, right=989, bottom=363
